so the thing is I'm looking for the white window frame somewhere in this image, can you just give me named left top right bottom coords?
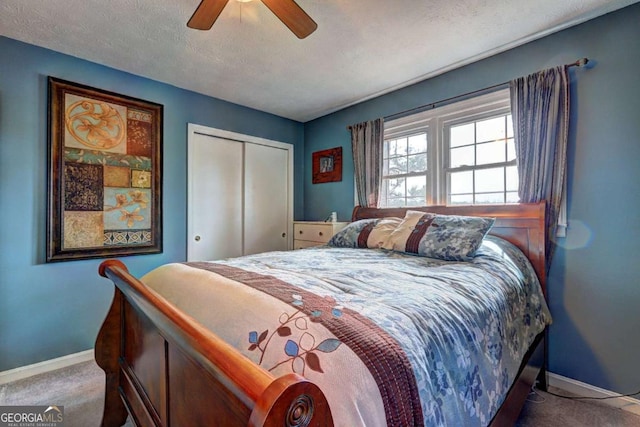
left=383, top=89, right=512, bottom=206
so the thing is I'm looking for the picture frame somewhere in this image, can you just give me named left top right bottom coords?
left=312, top=147, right=342, bottom=184
left=46, top=77, right=163, bottom=262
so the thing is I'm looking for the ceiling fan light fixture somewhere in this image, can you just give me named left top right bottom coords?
left=188, top=0, right=317, bottom=38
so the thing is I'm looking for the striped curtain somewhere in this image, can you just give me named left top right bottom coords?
left=350, top=118, right=384, bottom=207
left=510, top=66, right=570, bottom=268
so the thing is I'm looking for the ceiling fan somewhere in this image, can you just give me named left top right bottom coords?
left=187, top=0, right=317, bottom=39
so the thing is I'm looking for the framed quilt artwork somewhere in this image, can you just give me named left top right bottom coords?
left=46, top=77, right=163, bottom=262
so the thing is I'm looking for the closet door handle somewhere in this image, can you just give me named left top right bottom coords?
left=282, top=233, right=286, bottom=238
left=194, top=235, right=201, bottom=241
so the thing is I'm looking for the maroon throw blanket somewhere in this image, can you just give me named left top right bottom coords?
left=186, top=262, right=424, bottom=427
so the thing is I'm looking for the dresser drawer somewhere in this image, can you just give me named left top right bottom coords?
left=294, top=223, right=334, bottom=243
left=293, top=239, right=323, bottom=250
left=292, top=221, right=348, bottom=248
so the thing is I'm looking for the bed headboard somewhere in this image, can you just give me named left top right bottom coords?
left=351, top=202, right=547, bottom=295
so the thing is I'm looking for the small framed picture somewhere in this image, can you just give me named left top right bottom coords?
left=312, top=147, right=342, bottom=184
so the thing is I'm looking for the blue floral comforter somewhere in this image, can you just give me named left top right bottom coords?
left=209, top=235, right=551, bottom=426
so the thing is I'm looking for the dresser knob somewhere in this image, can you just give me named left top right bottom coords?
left=299, top=230, right=303, bottom=234
left=318, top=232, right=323, bottom=236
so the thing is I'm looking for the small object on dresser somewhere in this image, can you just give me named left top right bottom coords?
left=325, top=211, right=338, bottom=222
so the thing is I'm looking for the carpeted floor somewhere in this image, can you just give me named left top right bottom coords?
left=1, top=360, right=638, bottom=427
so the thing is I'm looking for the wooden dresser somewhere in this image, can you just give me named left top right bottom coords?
left=293, top=221, right=348, bottom=249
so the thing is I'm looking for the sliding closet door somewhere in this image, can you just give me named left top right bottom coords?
left=244, top=142, right=289, bottom=255
left=188, top=133, right=243, bottom=261
left=187, top=124, right=293, bottom=262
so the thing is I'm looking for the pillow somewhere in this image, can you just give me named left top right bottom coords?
left=366, top=217, right=403, bottom=249
left=384, top=210, right=495, bottom=261
left=383, top=210, right=433, bottom=251
left=327, top=217, right=401, bottom=249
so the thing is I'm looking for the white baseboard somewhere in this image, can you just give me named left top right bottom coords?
left=0, top=350, right=94, bottom=385
left=549, top=372, right=640, bottom=416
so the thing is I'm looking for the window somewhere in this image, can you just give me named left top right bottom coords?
left=383, top=132, right=428, bottom=207
left=381, top=89, right=514, bottom=207
left=446, top=114, right=517, bottom=204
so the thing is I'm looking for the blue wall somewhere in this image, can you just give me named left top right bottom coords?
left=0, top=37, right=304, bottom=371
left=304, top=4, right=640, bottom=394
left=2, top=4, right=639, bottom=397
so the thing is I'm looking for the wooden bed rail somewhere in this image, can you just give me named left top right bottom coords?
left=95, top=259, right=333, bottom=427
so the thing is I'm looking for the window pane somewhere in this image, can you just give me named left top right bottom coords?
left=388, top=137, right=407, bottom=156
left=506, top=165, right=518, bottom=192
left=407, top=153, right=427, bottom=172
left=386, top=178, right=405, bottom=198
left=387, top=198, right=405, bottom=207
left=406, top=197, right=425, bottom=207
left=384, top=139, right=393, bottom=157
left=450, top=194, right=473, bottom=205
left=406, top=175, right=426, bottom=199
left=450, top=123, right=474, bottom=148
left=388, top=156, right=407, bottom=175
left=475, top=192, right=505, bottom=204
left=476, top=140, right=506, bottom=165
left=450, top=171, right=473, bottom=194
left=506, top=114, right=513, bottom=138
left=408, top=133, right=427, bottom=154
left=450, top=146, right=474, bottom=168
left=475, top=167, right=504, bottom=193
left=476, top=116, right=506, bottom=142
left=506, top=138, right=516, bottom=161
left=506, top=191, right=519, bottom=203
left=384, top=139, right=398, bottom=158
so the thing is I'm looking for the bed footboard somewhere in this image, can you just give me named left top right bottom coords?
left=95, top=260, right=333, bottom=427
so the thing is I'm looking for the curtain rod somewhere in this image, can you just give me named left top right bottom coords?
left=347, top=58, right=589, bottom=129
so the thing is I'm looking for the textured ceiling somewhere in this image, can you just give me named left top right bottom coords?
left=1, top=0, right=637, bottom=122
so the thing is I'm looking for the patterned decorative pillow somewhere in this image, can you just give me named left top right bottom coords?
left=327, top=217, right=402, bottom=249
left=383, top=210, right=495, bottom=261
left=365, top=217, right=403, bottom=248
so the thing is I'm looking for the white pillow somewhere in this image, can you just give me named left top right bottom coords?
left=382, top=210, right=431, bottom=251
left=366, top=217, right=402, bottom=249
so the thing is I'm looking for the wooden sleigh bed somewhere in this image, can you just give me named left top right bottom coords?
left=95, top=202, right=548, bottom=427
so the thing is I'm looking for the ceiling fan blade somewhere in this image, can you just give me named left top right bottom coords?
left=260, top=0, right=317, bottom=39
left=187, top=0, right=230, bottom=30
